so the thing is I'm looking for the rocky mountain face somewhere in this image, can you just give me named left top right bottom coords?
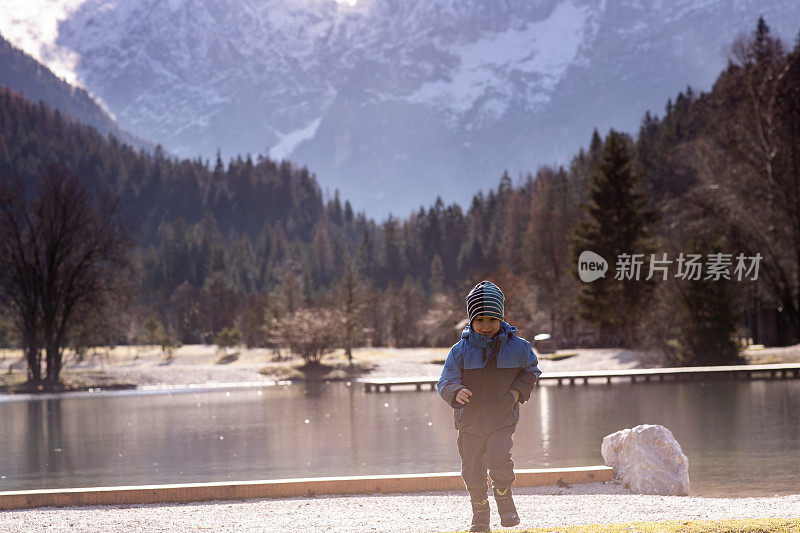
left=7, top=0, right=800, bottom=215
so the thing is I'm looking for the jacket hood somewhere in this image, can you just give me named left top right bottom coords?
left=461, top=321, right=517, bottom=350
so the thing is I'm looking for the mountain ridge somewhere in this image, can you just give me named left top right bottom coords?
left=3, top=0, right=800, bottom=215
left=0, top=32, right=152, bottom=153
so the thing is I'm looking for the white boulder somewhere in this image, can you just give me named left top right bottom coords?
left=601, top=424, right=690, bottom=495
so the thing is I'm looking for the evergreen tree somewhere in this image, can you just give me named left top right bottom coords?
left=379, top=215, right=404, bottom=285
left=673, top=238, right=742, bottom=365
left=429, top=254, right=445, bottom=294
left=570, top=130, right=657, bottom=346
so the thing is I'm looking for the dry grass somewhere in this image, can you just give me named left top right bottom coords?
left=448, top=518, right=800, bottom=533
left=540, top=352, right=578, bottom=361
left=0, top=345, right=385, bottom=391
left=259, top=359, right=375, bottom=381
left=0, top=369, right=136, bottom=393
left=351, top=347, right=450, bottom=361
left=743, top=343, right=800, bottom=365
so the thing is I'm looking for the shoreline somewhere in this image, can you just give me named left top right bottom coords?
left=2, top=343, right=799, bottom=396
left=2, top=482, right=798, bottom=532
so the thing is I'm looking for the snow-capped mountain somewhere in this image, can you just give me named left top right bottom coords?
left=3, top=0, right=800, bottom=216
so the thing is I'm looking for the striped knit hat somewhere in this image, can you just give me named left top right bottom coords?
left=466, top=280, right=504, bottom=324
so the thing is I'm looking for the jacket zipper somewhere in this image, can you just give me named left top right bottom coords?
left=479, top=347, right=487, bottom=430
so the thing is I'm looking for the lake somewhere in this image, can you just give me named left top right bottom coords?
left=1, top=379, right=798, bottom=496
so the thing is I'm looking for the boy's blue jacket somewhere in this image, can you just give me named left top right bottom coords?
left=437, top=321, right=541, bottom=435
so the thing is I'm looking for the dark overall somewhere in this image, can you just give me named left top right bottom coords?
left=438, top=322, right=540, bottom=500
left=456, top=343, right=519, bottom=498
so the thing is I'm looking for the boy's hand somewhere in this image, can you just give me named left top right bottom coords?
left=455, top=388, right=472, bottom=404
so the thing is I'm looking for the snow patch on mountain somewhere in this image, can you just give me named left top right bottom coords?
left=407, top=0, right=594, bottom=125
left=270, top=117, right=324, bottom=162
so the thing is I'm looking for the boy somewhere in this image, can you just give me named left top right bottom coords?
left=437, top=280, right=541, bottom=532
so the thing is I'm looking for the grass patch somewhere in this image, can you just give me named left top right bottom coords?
left=0, top=369, right=136, bottom=394
left=448, top=518, right=800, bottom=533
left=743, top=352, right=800, bottom=365
left=540, top=352, right=577, bottom=361
left=215, top=353, right=240, bottom=364
left=259, top=359, right=375, bottom=381
left=748, top=356, right=786, bottom=365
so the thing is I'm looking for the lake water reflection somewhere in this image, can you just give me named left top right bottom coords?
left=1, top=379, right=798, bottom=496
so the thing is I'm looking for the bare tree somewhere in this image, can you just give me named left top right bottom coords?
left=524, top=166, right=582, bottom=344
left=201, top=272, right=238, bottom=338
left=0, top=176, right=42, bottom=382
left=0, top=166, right=131, bottom=387
left=690, top=21, right=800, bottom=342
left=417, top=292, right=460, bottom=347
left=280, top=308, right=340, bottom=365
left=339, top=259, right=362, bottom=362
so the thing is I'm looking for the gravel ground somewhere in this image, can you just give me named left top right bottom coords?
left=3, top=482, right=799, bottom=532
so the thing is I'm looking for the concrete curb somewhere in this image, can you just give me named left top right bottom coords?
left=0, top=466, right=613, bottom=510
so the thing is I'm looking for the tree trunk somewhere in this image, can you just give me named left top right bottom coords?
left=45, top=340, right=62, bottom=385
left=25, top=346, right=41, bottom=383
left=779, top=292, right=800, bottom=345
left=23, top=325, right=41, bottom=383
left=345, top=311, right=353, bottom=363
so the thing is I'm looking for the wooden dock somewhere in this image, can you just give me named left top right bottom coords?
left=362, top=378, right=439, bottom=392
left=361, top=363, right=800, bottom=392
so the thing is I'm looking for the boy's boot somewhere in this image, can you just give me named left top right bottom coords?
left=493, top=486, right=520, bottom=528
left=468, top=489, right=491, bottom=532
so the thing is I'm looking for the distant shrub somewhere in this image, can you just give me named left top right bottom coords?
left=215, top=326, right=243, bottom=355
left=159, top=333, right=182, bottom=360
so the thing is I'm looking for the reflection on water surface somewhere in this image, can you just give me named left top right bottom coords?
left=1, top=379, right=798, bottom=496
